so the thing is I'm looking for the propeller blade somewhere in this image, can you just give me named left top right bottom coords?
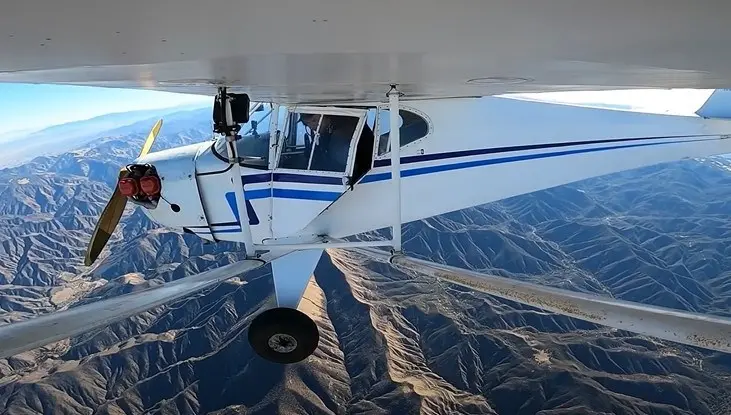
left=138, top=119, right=163, bottom=158
left=356, top=247, right=731, bottom=354
left=0, top=259, right=265, bottom=359
left=84, top=119, right=163, bottom=267
left=84, top=170, right=128, bottom=266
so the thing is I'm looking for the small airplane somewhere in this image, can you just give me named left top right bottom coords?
left=4, top=88, right=731, bottom=364
left=7, top=1, right=731, bottom=364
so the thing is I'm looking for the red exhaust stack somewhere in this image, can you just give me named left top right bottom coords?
left=140, top=175, right=161, bottom=196
left=118, top=178, right=139, bottom=197
left=117, top=165, right=162, bottom=208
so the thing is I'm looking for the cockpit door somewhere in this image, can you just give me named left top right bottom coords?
left=271, top=106, right=368, bottom=237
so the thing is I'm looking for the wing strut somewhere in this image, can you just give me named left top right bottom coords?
left=214, top=88, right=255, bottom=256
left=388, top=85, right=403, bottom=252
left=0, top=259, right=264, bottom=359
left=356, top=247, right=731, bottom=354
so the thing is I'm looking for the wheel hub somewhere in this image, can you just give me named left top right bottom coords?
left=268, top=333, right=298, bottom=353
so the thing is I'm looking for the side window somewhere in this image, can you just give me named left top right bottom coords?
left=366, top=109, right=377, bottom=135
left=376, top=109, right=429, bottom=156
left=278, top=112, right=360, bottom=173
left=278, top=112, right=315, bottom=170
left=274, top=104, right=288, bottom=136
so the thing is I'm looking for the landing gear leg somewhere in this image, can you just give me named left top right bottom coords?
left=247, top=250, right=324, bottom=364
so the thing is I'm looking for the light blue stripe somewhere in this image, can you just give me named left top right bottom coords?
left=245, top=188, right=340, bottom=201
left=232, top=188, right=341, bottom=202
left=246, top=189, right=271, bottom=200
left=361, top=138, right=711, bottom=183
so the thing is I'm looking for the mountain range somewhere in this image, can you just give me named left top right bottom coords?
left=1, top=106, right=731, bottom=413
left=0, top=103, right=211, bottom=169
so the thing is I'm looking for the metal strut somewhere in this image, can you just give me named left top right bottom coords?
left=388, top=85, right=403, bottom=253
left=217, top=87, right=255, bottom=257
left=355, top=247, right=731, bottom=355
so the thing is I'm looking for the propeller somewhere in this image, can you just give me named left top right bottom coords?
left=84, top=119, right=163, bottom=266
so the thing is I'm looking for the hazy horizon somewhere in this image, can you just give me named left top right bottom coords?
left=0, top=83, right=212, bottom=137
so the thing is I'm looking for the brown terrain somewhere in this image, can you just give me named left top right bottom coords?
left=1, top=108, right=731, bottom=414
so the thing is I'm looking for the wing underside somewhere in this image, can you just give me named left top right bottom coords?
left=3, top=1, right=731, bottom=102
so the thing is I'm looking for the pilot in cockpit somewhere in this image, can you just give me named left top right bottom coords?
left=300, top=113, right=374, bottom=180
left=300, top=113, right=353, bottom=172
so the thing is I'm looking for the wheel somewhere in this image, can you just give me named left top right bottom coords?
left=247, top=307, right=319, bottom=364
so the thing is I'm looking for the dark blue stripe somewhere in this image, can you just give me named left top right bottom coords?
left=274, top=173, right=343, bottom=185
left=241, top=172, right=343, bottom=185
left=232, top=188, right=341, bottom=201
left=212, top=223, right=243, bottom=231
left=241, top=173, right=271, bottom=185
left=200, top=221, right=238, bottom=227
left=372, top=134, right=715, bottom=167
left=272, top=188, right=341, bottom=201
left=197, top=228, right=243, bottom=234
left=215, top=229, right=243, bottom=233
left=224, top=192, right=240, bottom=222
left=362, top=137, right=712, bottom=183
left=225, top=191, right=260, bottom=225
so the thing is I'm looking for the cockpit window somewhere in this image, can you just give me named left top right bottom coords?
left=214, top=132, right=271, bottom=168
left=375, top=109, right=429, bottom=156
left=278, top=112, right=360, bottom=173
left=212, top=103, right=284, bottom=169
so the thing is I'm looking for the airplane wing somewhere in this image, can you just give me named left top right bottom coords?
left=0, top=259, right=264, bottom=359
left=2, top=1, right=731, bottom=102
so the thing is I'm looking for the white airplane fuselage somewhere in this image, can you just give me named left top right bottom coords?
left=137, top=96, right=731, bottom=249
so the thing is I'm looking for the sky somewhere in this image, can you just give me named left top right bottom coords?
left=0, top=84, right=211, bottom=137
left=0, top=84, right=717, bottom=138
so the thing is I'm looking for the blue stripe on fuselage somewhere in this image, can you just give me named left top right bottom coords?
left=194, top=227, right=242, bottom=234
left=274, top=173, right=343, bottom=185
left=234, top=136, right=714, bottom=197
left=245, top=189, right=271, bottom=200
left=372, top=133, right=715, bottom=168
left=240, top=172, right=343, bottom=186
left=272, top=188, right=341, bottom=201
left=225, top=191, right=260, bottom=225
left=361, top=137, right=713, bottom=183
left=243, top=187, right=340, bottom=201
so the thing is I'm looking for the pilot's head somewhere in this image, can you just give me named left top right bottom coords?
left=300, top=113, right=331, bottom=133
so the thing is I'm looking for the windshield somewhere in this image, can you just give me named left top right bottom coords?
left=212, top=103, right=284, bottom=169
left=213, top=132, right=271, bottom=169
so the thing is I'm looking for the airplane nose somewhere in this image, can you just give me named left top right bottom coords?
left=133, top=142, right=211, bottom=232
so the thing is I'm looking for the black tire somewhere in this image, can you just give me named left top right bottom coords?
left=247, top=307, right=319, bottom=364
